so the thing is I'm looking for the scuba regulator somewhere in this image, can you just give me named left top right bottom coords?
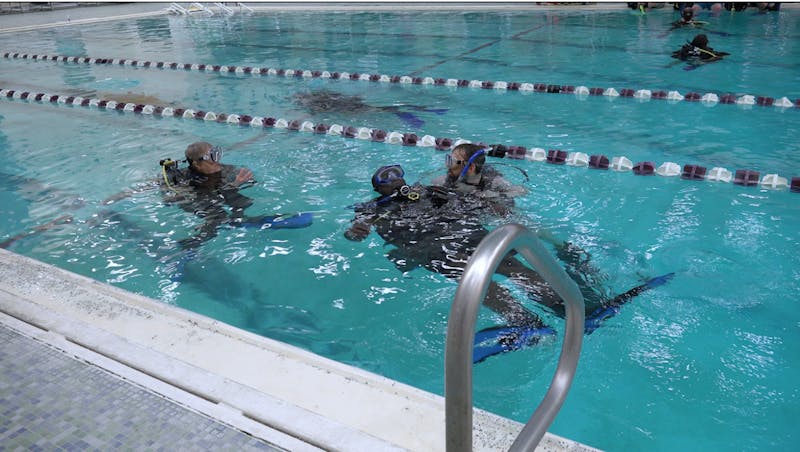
left=159, top=158, right=186, bottom=188
left=398, top=184, right=420, bottom=201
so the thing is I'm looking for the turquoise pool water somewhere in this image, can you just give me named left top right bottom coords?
left=1, top=7, right=798, bottom=450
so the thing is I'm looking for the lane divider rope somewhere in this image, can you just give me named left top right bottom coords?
left=3, top=51, right=799, bottom=110
left=2, top=87, right=798, bottom=194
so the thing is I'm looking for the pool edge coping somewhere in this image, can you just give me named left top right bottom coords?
left=0, top=247, right=599, bottom=452
left=0, top=2, right=632, bottom=34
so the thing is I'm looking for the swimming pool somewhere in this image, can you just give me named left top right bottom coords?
left=1, top=5, right=798, bottom=450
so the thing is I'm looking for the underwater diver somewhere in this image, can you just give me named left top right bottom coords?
left=0, top=171, right=84, bottom=249
left=345, top=165, right=674, bottom=363
left=160, top=141, right=311, bottom=250
left=292, top=89, right=448, bottom=129
left=671, top=33, right=729, bottom=68
left=0, top=215, right=73, bottom=249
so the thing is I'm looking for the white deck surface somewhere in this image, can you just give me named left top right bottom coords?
left=0, top=248, right=598, bottom=451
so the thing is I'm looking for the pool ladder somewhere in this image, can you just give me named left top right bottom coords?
left=445, top=224, right=585, bottom=451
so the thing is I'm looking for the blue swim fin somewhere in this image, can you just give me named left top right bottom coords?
left=473, top=324, right=556, bottom=364
left=425, top=108, right=448, bottom=115
left=409, top=106, right=448, bottom=115
left=393, top=111, right=425, bottom=129
left=239, top=212, right=313, bottom=229
left=584, top=272, right=675, bottom=334
left=584, top=305, right=620, bottom=334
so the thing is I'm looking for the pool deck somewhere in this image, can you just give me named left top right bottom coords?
left=0, top=3, right=607, bottom=451
left=0, top=2, right=628, bottom=33
left=0, top=249, right=597, bottom=451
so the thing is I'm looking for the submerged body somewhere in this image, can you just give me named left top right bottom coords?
left=347, top=165, right=673, bottom=362
left=292, top=89, right=447, bottom=128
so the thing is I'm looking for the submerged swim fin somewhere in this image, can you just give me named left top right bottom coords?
left=473, top=324, right=556, bottom=364
left=473, top=273, right=675, bottom=362
left=410, top=106, right=449, bottom=115
left=239, top=212, right=313, bottom=229
left=169, top=248, right=198, bottom=282
left=393, top=111, right=425, bottom=129
left=584, top=272, right=675, bottom=334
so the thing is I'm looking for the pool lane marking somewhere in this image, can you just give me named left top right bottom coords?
left=407, top=39, right=501, bottom=77
left=3, top=51, right=797, bottom=110
left=1, top=86, right=797, bottom=194
left=407, top=20, right=549, bottom=77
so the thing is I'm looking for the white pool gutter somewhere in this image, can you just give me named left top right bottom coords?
left=0, top=248, right=597, bottom=451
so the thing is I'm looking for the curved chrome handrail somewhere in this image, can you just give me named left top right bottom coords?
left=445, top=223, right=585, bottom=451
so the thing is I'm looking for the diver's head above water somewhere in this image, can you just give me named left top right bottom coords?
left=372, top=164, right=407, bottom=196
left=445, top=143, right=487, bottom=182
left=690, top=33, right=709, bottom=49
left=185, top=141, right=223, bottom=175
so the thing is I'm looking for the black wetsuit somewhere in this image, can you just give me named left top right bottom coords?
left=672, top=43, right=726, bottom=62
left=433, top=166, right=522, bottom=218
left=351, top=184, right=608, bottom=325
left=162, top=164, right=255, bottom=249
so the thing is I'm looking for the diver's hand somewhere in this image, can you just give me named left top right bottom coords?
left=233, top=168, right=254, bottom=186
left=344, top=221, right=371, bottom=241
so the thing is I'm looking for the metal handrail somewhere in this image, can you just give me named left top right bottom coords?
left=445, top=223, right=585, bottom=451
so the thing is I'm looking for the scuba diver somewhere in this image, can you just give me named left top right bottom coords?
left=345, top=165, right=674, bottom=363
left=671, top=34, right=729, bottom=67
left=160, top=141, right=311, bottom=249
left=431, top=143, right=526, bottom=217
left=670, top=6, right=706, bottom=29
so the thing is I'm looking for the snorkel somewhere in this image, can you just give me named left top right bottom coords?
left=455, top=148, right=487, bottom=182
left=460, top=148, right=486, bottom=179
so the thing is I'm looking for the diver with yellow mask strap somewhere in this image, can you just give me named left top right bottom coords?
left=671, top=33, right=729, bottom=70
left=160, top=141, right=311, bottom=251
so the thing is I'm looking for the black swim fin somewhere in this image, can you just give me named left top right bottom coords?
left=584, top=272, right=675, bottom=334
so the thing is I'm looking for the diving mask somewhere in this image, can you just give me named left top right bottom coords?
left=372, top=164, right=405, bottom=188
left=198, top=145, right=223, bottom=163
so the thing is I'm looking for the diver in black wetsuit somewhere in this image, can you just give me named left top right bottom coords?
left=671, top=34, right=728, bottom=65
left=345, top=165, right=674, bottom=362
left=432, top=143, right=526, bottom=217
left=161, top=141, right=296, bottom=249
left=345, top=164, right=551, bottom=328
left=670, top=6, right=702, bottom=29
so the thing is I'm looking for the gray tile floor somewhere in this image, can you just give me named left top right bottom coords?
left=0, top=323, right=282, bottom=452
